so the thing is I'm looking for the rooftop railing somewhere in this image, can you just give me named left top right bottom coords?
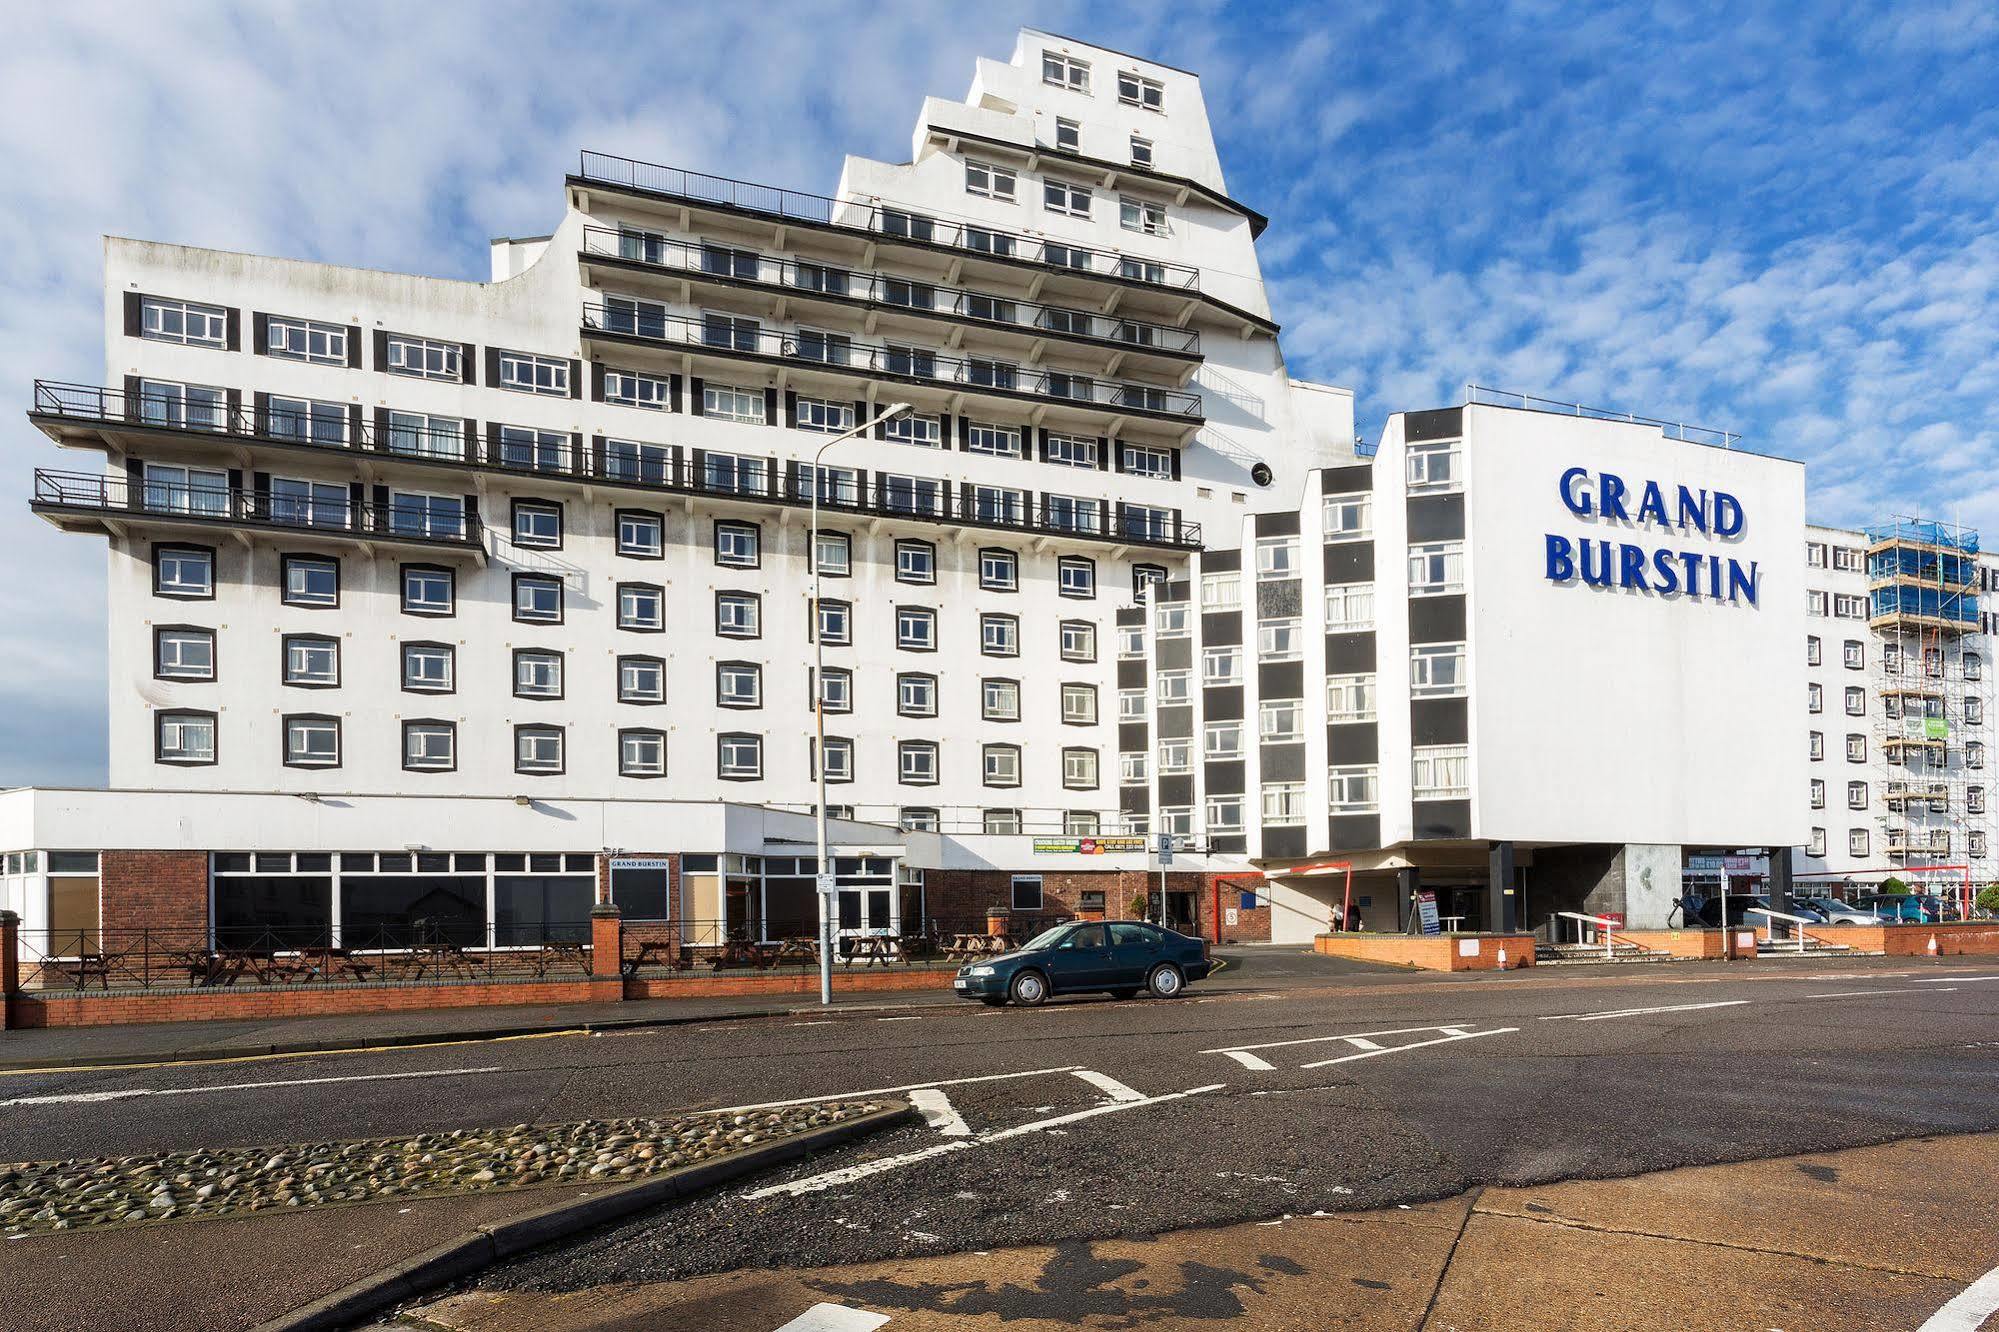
left=1463, top=383, right=1743, bottom=451
left=581, top=304, right=1203, bottom=420
left=581, top=226, right=1201, bottom=356
left=577, top=150, right=1201, bottom=293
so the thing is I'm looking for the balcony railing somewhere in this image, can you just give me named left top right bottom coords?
left=29, top=382, right=1201, bottom=550
left=580, top=226, right=1200, bottom=356
left=580, top=305, right=1203, bottom=420
left=32, top=469, right=480, bottom=547
left=577, top=151, right=1201, bottom=293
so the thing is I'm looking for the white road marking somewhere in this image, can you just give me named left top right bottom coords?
left=1202, top=1023, right=1473, bottom=1056
left=708, top=1065, right=1084, bottom=1114
left=772, top=1303, right=892, bottom=1331
left=743, top=1084, right=1226, bottom=1200
left=0, top=1065, right=504, bottom=1109
left=1917, top=1260, right=1999, bottom=1332
left=1221, top=1050, right=1276, bottom=1071
left=1298, top=1027, right=1516, bottom=1069
left=1806, top=988, right=1955, bottom=999
left=1915, top=976, right=1999, bottom=984
left=1071, top=1070, right=1145, bottom=1103
left=907, top=1088, right=970, bottom=1137
left=790, top=1020, right=834, bottom=1027
left=876, top=1016, right=923, bottom=1022
left=1341, top=1037, right=1385, bottom=1051
left=1539, top=1000, right=1750, bottom=1022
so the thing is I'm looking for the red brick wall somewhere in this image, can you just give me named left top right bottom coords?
left=915, top=869, right=1269, bottom=943
left=100, top=851, right=209, bottom=935
left=9, top=976, right=623, bottom=1028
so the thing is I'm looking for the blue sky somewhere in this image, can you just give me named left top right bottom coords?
left=1, top=0, right=1995, bottom=785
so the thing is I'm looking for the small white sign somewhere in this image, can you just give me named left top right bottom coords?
left=1458, top=939, right=1481, bottom=957
left=1224, top=907, right=1239, bottom=927
left=1735, top=930, right=1755, bottom=948
left=610, top=857, right=671, bottom=870
left=815, top=872, right=839, bottom=895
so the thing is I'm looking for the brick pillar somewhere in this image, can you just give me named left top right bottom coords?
left=590, top=904, right=623, bottom=979
left=0, top=911, right=18, bottom=1032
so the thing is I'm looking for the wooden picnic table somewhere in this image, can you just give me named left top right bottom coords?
left=709, top=938, right=780, bottom=970
left=293, top=947, right=376, bottom=983
left=841, top=934, right=904, bottom=968
left=47, top=951, right=121, bottom=990
left=941, top=932, right=1013, bottom=960
left=772, top=936, right=820, bottom=965
left=394, top=938, right=476, bottom=981
left=622, top=938, right=683, bottom=975
left=534, top=939, right=590, bottom=977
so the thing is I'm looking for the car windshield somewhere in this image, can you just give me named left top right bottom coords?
left=1021, top=925, right=1073, bottom=951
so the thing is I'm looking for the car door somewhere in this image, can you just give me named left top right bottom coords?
left=1108, top=921, right=1160, bottom=985
left=1045, top=923, right=1112, bottom=991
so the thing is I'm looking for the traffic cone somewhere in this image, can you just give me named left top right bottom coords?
left=1928, top=934, right=1939, bottom=957
left=1496, top=947, right=1508, bottom=970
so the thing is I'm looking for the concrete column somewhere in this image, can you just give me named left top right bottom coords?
left=1767, top=846, right=1794, bottom=915
left=1621, top=844, right=1683, bottom=927
left=1487, top=841, right=1518, bottom=933
left=1397, top=867, right=1420, bottom=934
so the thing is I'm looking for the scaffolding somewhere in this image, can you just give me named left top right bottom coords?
left=1865, top=517, right=1989, bottom=873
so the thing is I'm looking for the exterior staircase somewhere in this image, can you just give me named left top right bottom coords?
left=1533, top=939, right=1673, bottom=965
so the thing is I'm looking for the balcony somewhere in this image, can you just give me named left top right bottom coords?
left=576, top=151, right=1202, bottom=291
left=31, top=468, right=484, bottom=555
left=579, top=225, right=1201, bottom=372
left=27, top=381, right=1201, bottom=552
left=580, top=305, right=1203, bottom=430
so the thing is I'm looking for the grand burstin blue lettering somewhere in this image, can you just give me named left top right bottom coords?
left=1544, top=466, right=1758, bottom=605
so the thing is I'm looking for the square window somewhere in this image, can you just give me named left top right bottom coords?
left=814, top=736, right=855, bottom=784
left=899, top=741, right=940, bottom=785
left=1061, top=683, right=1098, bottom=725
left=514, top=574, right=563, bottom=624
left=402, top=565, right=454, bottom=616
left=1062, top=747, right=1099, bottom=790
left=981, top=614, right=1019, bottom=656
left=157, top=710, right=217, bottom=764
left=1129, top=134, right=1154, bottom=166
left=620, top=729, right=666, bottom=777
left=716, top=521, right=761, bottom=567
left=155, top=545, right=215, bottom=599
left=618, top=582, right=664, bottom=632
left=1056, top=117, right=1081, bottom=151
left=281, top=555, right=339, bottom=608
left=812, top=666, right=852, bottom=713
left=816, top=598, right=853, bottom=646
left=898, top=605, right=937, bottom=651
left=617, top=510, right=663, bottom=558
left=984, top=744, right=1022, bottom=787
left=619, top=655, right=665, bottom=704
left=980, top=549, right=1019, bottom=592
left=402, top=641, right=453, bottom=693
left=1205, top=721, right=1242, bottom=760
left=403, top=720, right=456, bottom=771
left=1058, top=557, right=1096, bottom=598
left=985, top=809, right=1023, bottom=835
left=1258, top=619, right=1302, bottom=662
left=1060, top=621, right=1096, bottom=662
left=1256, top=536, right=1299, bottom=581
left=813, top=531, right=852, bottom=576
left=716, top=591, right=761, bottom=638
left=718, top=733, right=763, bottom=779
left=983, top=678, right=1021, bottom=722
left=155, top=626, right=215, bottom=681
left=1412, top=745, right=1469, bottom=799
left=284, top=715, right=340, bottom=768
left=1259, top=698, right=1303, bottom=742
left=283, top=635, right=339, bottom=687
left=1408, top=541, right=1465, bottom=595
left=512, top=500, right=562, bottom=550
left=515, top=725, right=565, bottom=774
left=513, top=649, right=563, bottom=699
left=718, top=662, right=762, bottom=709
left=1203, top=645, right=1242, bottom=685
left=898, top=673, right=938, bottom=718
left=1411, top=643, right=1467, bottom=697
left=1407, top=440, right=1460, bottom=490
left=895, top=540, right=936, bottom=584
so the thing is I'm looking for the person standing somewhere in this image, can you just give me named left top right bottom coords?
left=1330, top=902, right=1346, bottom=932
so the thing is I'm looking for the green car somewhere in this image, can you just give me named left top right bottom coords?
left=953, top=920, right=1213, bottom=1007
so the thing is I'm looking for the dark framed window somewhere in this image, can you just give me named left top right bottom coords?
left=812, top=666, right=853, bottom=713
left=716, top=590, right=761, bottom=639
left=1011, top=874, right=1044, bottom=911
left=616, top=508, right=665, bottom=559
left=154, top=625, right=216, bottom=681
left=814, top=597, right=853, bottom=646
left=617, top=581, right=665, bottom=632
left=1059, top=620, right=1097, bottom=662
left=812, top=530, right=852, bottom=577
left=898, top=741, right=940, bottom=786
left=618, top=654, right=666, bottom=704
left=717, top=660, right=763, bottom=709
left=895, top=538, right=936, bottom=584
left=715, top=519, right=761, bottom=568
left=281, top=634, right=339, bottom=688
left=401, top=640, right=454, bottom=693
left=401, top=563, right=455, bottom=616
left=1061, top=746, right=1100, bottom=790
left=983, top=742, right=1023, bottom=787
left=512, top=647, right=564, bottom=700
left=812, top=735, right=855, bottom=784
left=514, top=724, right=565, bottom=775
left=282, top=713, right=342, bottom=768
left=280, top=553, right=340, bottom=608
left=718, top=731, right=764, bottom=780
left=897, top=672, right=938, bottom=718
left=154, top=543, right=216, bottom=600
left=619, top=728, right=667, bottom=778
left=981, top=613, right=1020, bottom=657
left=156, top=708, right=218, bottom=765
left=979, top=548, right=1019, bottom=592
left=1058, top=556, right=1096, bottom=599
left=897, top=605, right=937, bottom=651
left=982, top=677, right=1022, bottom=722
left=513, top=573, right=564, bottom=624
left=402, top=718, right=457, bottom=772
left=1133, top=563, right=1168, bottom=599
left=511, top=499, right=563, bottom=550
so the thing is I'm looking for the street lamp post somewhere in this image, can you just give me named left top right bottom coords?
left=812, top=401, right=912, bottom=1006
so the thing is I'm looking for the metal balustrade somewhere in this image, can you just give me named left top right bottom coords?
left=29, top=381, right=1201, bottom=549
left=581, top=305, right=1203, bottom=420
left=32, top=468, right=480, bottom=546
left=578, top=150, right=1201, bottom=292
left=580, top=226, right=1200, bottom=356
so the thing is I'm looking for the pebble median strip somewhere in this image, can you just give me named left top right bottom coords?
left=0, top=1101, right=884, bottom=1236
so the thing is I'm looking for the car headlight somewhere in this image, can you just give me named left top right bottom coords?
left=967, top=965, right=996, bottom=977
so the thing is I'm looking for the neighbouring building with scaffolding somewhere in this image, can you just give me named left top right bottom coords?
left=1800, top=518, right=1997, bottom=890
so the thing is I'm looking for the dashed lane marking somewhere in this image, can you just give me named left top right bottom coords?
left=876, top=1016, right=923, bottom=1022
left=1071, top=1070, right=1145, bottom=1103
left=1807, top=988, right=1957, bottom=998
left=708, top=1065, right=1085, bottom=1114
left=1296, top=1027, right=1516, bottom=1070
left=1220, top=1050, right=1276, bottom=1071
left=742, top=1083, right=1227, bottom=1200
left=907, top=1087, right=970, bottom=1137
left=1915, top=975, right=1999, bottom=984
left=0, top=1027, right=579, bottom=1079
left=1539, top=1000, right=1751, bottom=1022
left=0, top=1065, right=506, bottom=1108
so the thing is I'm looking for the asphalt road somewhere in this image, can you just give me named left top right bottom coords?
left=5, top=951, right=1999, bottom=1298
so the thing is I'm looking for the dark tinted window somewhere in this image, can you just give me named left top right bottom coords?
left=1062, top=924, right=1108, bottom=949
left=1110, top=922, right=1158, bottom=946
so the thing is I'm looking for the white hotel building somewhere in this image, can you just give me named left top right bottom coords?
left=0, top=29, right=1944, bottom=954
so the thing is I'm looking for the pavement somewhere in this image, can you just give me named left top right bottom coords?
left=400, top=1131, right=1999, bottom=1330
left=5, top=949, right=1999, bottom=1329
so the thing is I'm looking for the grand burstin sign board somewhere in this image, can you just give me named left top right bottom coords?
left=1544, top=466, right=1759, bottom=606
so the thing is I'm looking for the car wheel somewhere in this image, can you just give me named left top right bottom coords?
left=1147, top=963, right=1184, bottom=998
left=1009, top=969, right=1049, bottom=1007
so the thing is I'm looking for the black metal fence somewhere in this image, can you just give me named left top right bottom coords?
left=619, top=914, right=1075, bottom=975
